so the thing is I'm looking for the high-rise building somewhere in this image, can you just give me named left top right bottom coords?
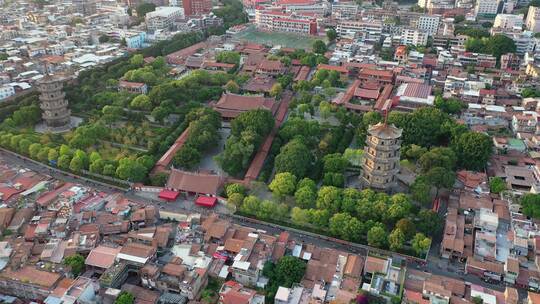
left=37, top=75, right=71, bottom=129
left=526, top=6, right=540, bottom=32
left=493, top=13, right=524, bottom=30
left=361, top=122, right=402, bottom=192
left=474, top=0, right=500, bottom=17
left=182, top=0, right=212, bottom=16
left=72, top=0, right=97, bottom=16
left=401, top=28, right=429, bottom=46
left=416, top=15, right=440, bottom=36
left=145, top=6, right=184, bottom=30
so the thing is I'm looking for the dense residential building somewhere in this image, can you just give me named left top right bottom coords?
left=72, top=0, right=97, bottom=16
left=182, top=0, right=212, bottom=16
left=145, top=7, right=184, bottom=31
left=494, top=13, right=524, bottom=30
left=401, top=28, right=429, bottom=46
left=0, top=85, right=15, bottom=100
left=255, top=9, right=318, bottom=35
left=336, top=19, right=383, bottom=41
left=475, top=0, right=500, bottom=17
left=331, top=2, right=359, bottom=19
left=416, top=15, right=440, bottom=35
left=526, top=6, right=540, bottom=32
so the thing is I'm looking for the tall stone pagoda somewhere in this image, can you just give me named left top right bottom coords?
left=361, top=121, right=402, bottom=192
left=37, top=75, right=71, bottom=130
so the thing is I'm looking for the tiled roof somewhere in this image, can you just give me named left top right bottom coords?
left=85, top=245, right=121, bottom=269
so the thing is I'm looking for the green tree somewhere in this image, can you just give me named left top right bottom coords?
left=329, top=212, right=362, bottom=241
left=228, top=193, right=244, bottom=207
left=412, top=233, right=431, bottom=256
left=388, top=107, right=450, bottom=147
left=326, top=28, right=337, bottom=41
left=521, top=194, right=540, bottom=219
left=89, top=159, right=105, bottom=174
left=275, top=139, right=313, bottom=179
left=416, top=210, right=442, bottom=237
left=395, top=218, right=415, bottom=240
left=69, top=156, right=85, bottom=173
left=37, top=147, right=50, bottom=162
left=103, top=164, right=116, bottom=176
left=130, top=94, right=152, bottom=110
left=323, top=153, right=349, bottom=173
left=270, top=83, right=283, bottom=98
left=48, top=148, right=59, bottom=163
left=225, top=80, right=240, bottom=93
left=425, top=167, right=456, bottom=190
left=312, top=40, right=327, bottom=54
left=294, top=186, right=317, bottom=208
left=28, top=143, right=42, bottom=159
left=226, top=183, right=246, bottom=197
left=291, top=207, right=311, bottom=225
left=453, top=15, right=465, bottom=23
left=316, top=186, right=342, bottom=214
left=411, top=178, right=431, bottom=205
left=130, top=54, right=144, bottom=66
left=64, top=254, right=85, bottom=276
left=367, top=225, right=387, bottom=248
left=150, top=172, right=169, bottom=186
left=216, top=51, right=241, bottom=65
left=319, top=101, right=332, bottom=119
left=388, top=228, right=405, bottom=251
left=58, top=154, right=72, bottom=170
left=452, top=131, right=492, bottom=171
left=174, top=145, right=201, bottom=169
left=273, top=256, right=306, bottom=287
left=115, top=291, right=135, bottom=304
left=115, top=158, right=147, bottom=182
left=418, top=147, right=457, bottom=172
left=297, top=177, right=317, bottom=192
left=489, top=177, right=506, bottom=194
left=472, top=296, right=484, bottom=304
left=434, top=96, right=465, bottom=114
left=241, top=195, right=261, bottom=215
left=269, top=172, right=297, bottom=199
left=136, top=3, right=156, bottom=17
left=257, top=200, right=278, bottom=220
left=99, top=35, right=110, bottom=43
left=329, top=212, right=352, bottom=237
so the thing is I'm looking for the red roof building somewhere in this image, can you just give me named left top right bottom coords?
left=358, top=68, right=394, bottom=85
left=166, top=169, right=223, bottom=196
left=195, top=196, right=217, bottom=207
left=212, top=93, right=278, bottom=120
left=158, top=189, right=180, bottom=201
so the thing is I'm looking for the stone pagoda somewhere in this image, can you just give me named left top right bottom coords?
left=37, top=75, right=71, bottom=130
left=361, top=121, right=402, bottom=192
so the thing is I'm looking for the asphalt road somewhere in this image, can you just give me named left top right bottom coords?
left=0, top=150, right=510, bottom=293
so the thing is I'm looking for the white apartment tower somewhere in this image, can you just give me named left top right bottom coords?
left=526, top=6, right=540, bottom=32
left=401, top=28, right=429, bottom=46
left=474, top=0, right=500, bottom=17
left=417, top=15, right=440, bottom=35
left=493, top=13, right=524, bottom=30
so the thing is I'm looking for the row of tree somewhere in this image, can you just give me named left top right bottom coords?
left=216, top=109, right=275, bottom=177
left=173, top=108, right=221, bottom=169
left=230, top=177, right=438, bottom=256
left=0, top=130, right=154, bottom=183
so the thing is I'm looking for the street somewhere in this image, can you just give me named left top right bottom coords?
left=0, top=150, right=509, bottom=292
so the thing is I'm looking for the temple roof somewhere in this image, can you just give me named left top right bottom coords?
left=367, top=122, right=402, bottom=139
